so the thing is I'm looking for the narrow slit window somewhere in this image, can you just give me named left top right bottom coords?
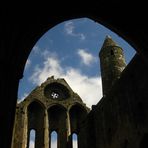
left=111, top=49, right=114, bottom=55
left=29, top=129, right=36, bottom=148
left=51, top=131, right=58, bottom=148
left=72, top=133, right=78, bottom=148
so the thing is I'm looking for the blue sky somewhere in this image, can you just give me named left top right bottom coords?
left=18, top=18, right=136, bottom=107
left=19, top=18, right=136, bottom=148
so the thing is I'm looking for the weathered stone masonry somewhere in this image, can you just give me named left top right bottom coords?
left=12, top=36, right=148, bottom=148
left=12, top=77, right=90, bottom=148
left=79, top=37, right=148, bottom=148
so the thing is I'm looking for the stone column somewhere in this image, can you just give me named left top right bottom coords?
left=66, top=112, right=71, bottom=139
left=44, top=109, right=49, bottom=148
left=57, top=111, right=71, bottom=148
left=58, top=129, right=67, bottom=148
left=22, top=109, right=28, bottom=148
left=66, top=112, right=72, bottom=148
left=12, top=108, right=28, bottom=148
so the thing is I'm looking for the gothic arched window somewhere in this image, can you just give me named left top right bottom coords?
left=51, top=131, right=58, bottom=148
left=72, top=133, right=78, bottom=148
left=29, top=129, right=36, bottom=148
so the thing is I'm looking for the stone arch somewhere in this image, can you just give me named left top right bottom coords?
left=48, top=103, right=67, bottom=112
left=69, top=104, right=88, bottom=148
left=28, top=129, right=36, bottom=148
left=1, top=6, right=147, bottom=148
left=72, top=133, right=78, bottom=148
left=50, top=130, right=58, bottom=148
left=15, top=17, right=138, bottom=148
left=48, top=104, right=67, bottom=130
left=25, top=99, right=46, bottom=112
left=69, top=103, right=88, bottom=133
left=27, top=101, right=45, bottom=148
left=48, top=105, right=68, bottom=148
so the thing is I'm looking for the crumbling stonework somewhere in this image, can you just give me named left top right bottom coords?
left=12, top=76, right=89, bottom=148
left=12, top=36, right=148, bottom=148
left=99, top=35, right=126, bottom=96
left=79, top=37, right=148, bottom=148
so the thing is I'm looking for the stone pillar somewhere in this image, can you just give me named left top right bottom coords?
left=22, top=109, right=28, bottom=148
left=68, top=135, right=72, bottom=148
left=67, top=112, right=72, bottom=148
left=56, top=111, right=71, bottom=148
left=58, top=129, right=67, bottom=148
left=44, top=109, right=49, bottom=148
left=49, top=133, right=51, bottom=148
left=11, top=107, right=28, bottom=148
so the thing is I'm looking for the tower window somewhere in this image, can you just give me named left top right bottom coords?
left=72, top=133, right=78, bottom=148
left=111, top=49, right=114, bottom=56
left=51, top=131, right=58, bottom=148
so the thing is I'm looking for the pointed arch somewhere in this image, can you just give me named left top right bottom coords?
left=48, top=104, right=67, bottom=130
left=27, top=101, right=45, bottom=148
left=72, top=133, right=78, bottom=148
left=15, top=16, right=136, bottom=148
left=50, top=130, right=58, bottom=148
left=69, top=104, right=88, bottom=133
left=48, top=103, right=67, bottom=111
left=48, top=104, right=68, bottom=148
left=28, top=129, right=36, bottom=148
left=27, top=99, right=45, bottom=109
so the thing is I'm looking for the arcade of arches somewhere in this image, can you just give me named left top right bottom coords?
left=12, top=77, right=89, bottom=148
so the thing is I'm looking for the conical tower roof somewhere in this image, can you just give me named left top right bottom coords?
left=101, top=35, right=119, bottom=48
left=99, top=35, right=121, bottom=56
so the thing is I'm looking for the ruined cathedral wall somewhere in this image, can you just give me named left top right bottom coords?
left=78, top=110, right=97, bottom=148
left=12, top=77, right=90, bottom=148
left=80, top=54, right=148, bottom=148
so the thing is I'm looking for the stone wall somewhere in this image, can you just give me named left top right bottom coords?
left=12, top=77, right=90, bottom=148
left=80, top=54, right=148, bottom=148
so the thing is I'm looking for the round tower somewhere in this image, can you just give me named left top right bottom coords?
left=99, top=35, right=126, bottom=96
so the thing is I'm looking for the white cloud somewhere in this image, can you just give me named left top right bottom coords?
left=64, top=21, right=86, bottom=40
left=65, top=21, right=74, bottom=35
left=18, top=93, right=29, bottom=103
left=29, top=53, right=102, bottom=108
left=77, top=49, right=97, bottom=66
left=41, top=49, right=50, bottom=58
left=79, top=33, right=85, bottom=40
left=32, top=45, right=41, bottom=54
left=25, top=59, right=31, bottom=69
left=64, top=68, right=102, bottom=108
left=41, top=50, right=57, bottom=59
left=29, top=54, right=63, bottom=85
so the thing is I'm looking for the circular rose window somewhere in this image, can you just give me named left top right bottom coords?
left=44, top=82, right=70, bottom=100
